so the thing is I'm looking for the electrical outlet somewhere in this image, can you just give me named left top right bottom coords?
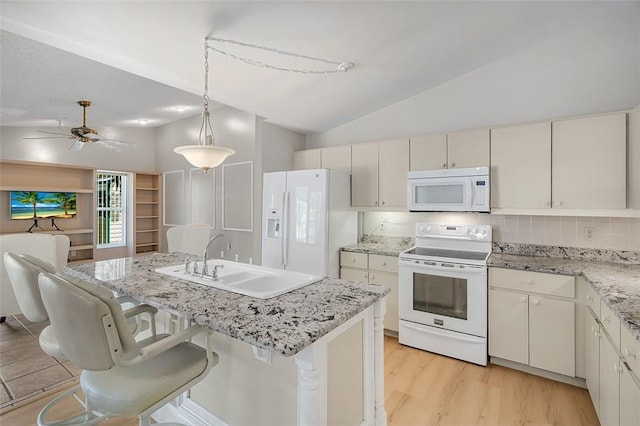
left=584, top=226, right=595, bottom=240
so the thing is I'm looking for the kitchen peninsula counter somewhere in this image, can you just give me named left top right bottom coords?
left=488, top=247, right=640, bottom=342
left=65, top=252, right=389, bottom=356
left=65, top=252, right=389, bottom=426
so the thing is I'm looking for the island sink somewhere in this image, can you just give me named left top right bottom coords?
left=155, top=259, right=323, bottom=299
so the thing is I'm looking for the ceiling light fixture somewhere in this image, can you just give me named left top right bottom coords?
left=174, top=38, right=236, bottom=173
left=205, top=36, right=355, bottom=74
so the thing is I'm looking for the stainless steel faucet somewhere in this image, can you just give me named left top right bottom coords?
left=202, top=234, right=232, bottom=277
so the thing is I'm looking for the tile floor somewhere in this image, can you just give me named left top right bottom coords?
left=0, top=315, right=80, bottom=409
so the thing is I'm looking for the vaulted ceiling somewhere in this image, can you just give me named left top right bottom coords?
left=0, top=1, right=633, bottom=133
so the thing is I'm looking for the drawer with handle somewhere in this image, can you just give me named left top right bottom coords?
left=585, top=284, right=601, bottom=317
left=621, top=325, right=640, bottom=375
left=489, top=268, right=575, bottom=298
left=369, top=254, right=398, bottom=274
left=340, top=251, right=368, bottom=269
left=600, top=299, right=621, bottom=348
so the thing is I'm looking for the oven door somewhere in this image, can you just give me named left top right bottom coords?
left=407, top=176, right=472, bottom=212
left=398, top=259, right=487, bottom=337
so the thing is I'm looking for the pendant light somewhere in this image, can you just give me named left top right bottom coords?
left=174, top=39, right=235, bottom=173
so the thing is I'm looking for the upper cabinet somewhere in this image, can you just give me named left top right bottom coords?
left=293, top=149, right=321, bottom=170
left=294, top=146, right=352, bottom=175
left=410, top=129, right=489, bottom=171
left=352, top=139, right=409, bottom=208
left=491, top=122, right=552, bottom=209
left=409, top=133, right=447, bottom=170
left=321, top=145, right=352, bottom=175
left=552, top=113, right=626, bottom=209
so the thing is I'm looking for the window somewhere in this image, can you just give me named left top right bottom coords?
left=96, top=171, right=127, bottom=248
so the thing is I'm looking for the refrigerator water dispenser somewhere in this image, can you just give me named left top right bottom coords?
left=267, top=209, right=281, bottom=238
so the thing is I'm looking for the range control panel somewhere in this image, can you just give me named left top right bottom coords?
left=415, top=223, right=492, bottom=242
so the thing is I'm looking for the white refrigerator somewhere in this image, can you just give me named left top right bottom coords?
left=261, top=169, right=356, bottom=278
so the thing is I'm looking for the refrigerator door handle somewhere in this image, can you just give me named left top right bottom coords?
left=283, top=191, right=291, bottom=268
left=281, top=191, right=287, bottom=268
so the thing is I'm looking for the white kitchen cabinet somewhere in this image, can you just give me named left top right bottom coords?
left=409, top=133, right=447, bottom=170
left=488, top=289, right=529, bottom=365
left=378, top=139, right=409, bottom=208
left=552, top=113, right=626, bottom=209
left=351, top=142, right=379, bottom=207
left=446, top=129, right=490, bottom=168
left=488, top=268, right=575, bottom=377
left=586, top=311, right=601, bottom=416
left=321, top=145, right=352, bottom=175
left=528, top=295, right=575, bottom=376
left=340, top=252, right=399, bottom=333
left=294, top=149, right=321, bottom=170
left=599, top=332, right=621, bottom=426
left=584, top=286, right=640, bottom=426
left=351, top=139, right=409, bottom=208
left=620, top=362, right=640, bottom=426
left=410, top=129, right=489, bottom=171
left=490, top=122, right=551, bottom=209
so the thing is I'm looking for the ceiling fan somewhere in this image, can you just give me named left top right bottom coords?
left=23, top=100, right=136, bottom=151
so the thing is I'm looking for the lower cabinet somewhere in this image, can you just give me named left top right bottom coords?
left=585, top=294, right=640, bottom=426
left=488, top=268, right=575, bottom=377
left=340, top=251, right=399, bottom=333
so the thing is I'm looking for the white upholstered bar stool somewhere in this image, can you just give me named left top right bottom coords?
left=0, top=233, right=70, bottom=321
left=166, top=223, right=211, bottom=256
left=3, top=252, right=151, bottom=359
left=37, top=272, right=217, bottom=426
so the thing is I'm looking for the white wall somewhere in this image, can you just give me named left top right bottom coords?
left=153, top=107, right=305, bottom=264
left=306, top=3, right=640, bottom=147
left=0, top=126, right=156, bottom=171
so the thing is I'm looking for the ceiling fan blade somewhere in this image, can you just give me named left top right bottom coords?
left=69, top=140, right=85, bottom=151
left=23, top=136, right=72, bottom=139
left=96, top=137, right=137, bottom=150
left=36, top=130, right=71, bottom=136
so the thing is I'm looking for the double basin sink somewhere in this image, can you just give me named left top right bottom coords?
left=155, top=260, right=322, bottom=299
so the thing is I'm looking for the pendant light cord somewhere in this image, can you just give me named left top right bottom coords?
left=200, top=40, right=214, bottom=147
left=205, top=36, right=354, bottom=75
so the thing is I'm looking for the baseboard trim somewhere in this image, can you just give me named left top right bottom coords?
left=490, top=357, right=587, bottom=388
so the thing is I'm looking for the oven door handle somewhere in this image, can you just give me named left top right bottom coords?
left=402, top=322, right=485, bottom=343
left=399, top=261, right=486, bottom=275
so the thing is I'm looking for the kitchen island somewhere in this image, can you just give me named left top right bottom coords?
left=65, top=252, right=389, bottom=426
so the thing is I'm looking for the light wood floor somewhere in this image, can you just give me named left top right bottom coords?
left=1, top=336, right=599, bottom=425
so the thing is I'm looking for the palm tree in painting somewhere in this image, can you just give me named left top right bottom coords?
left=12, top=191, right=47, bottom=219
left=49, top=192, right=77, bottom=217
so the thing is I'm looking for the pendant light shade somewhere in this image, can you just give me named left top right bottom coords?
left=174, top=145, right=235, bottom=172
left=174, top=39, right=235, bottom=172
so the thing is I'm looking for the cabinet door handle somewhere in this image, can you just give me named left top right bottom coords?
left=526, top=279, right=534, bottom=285
left=542, top=201, right=551, bottom=207
left=370, top=273, right=375, bottom=280
left=442, top=163, right=447, bottom=168
left=381, top=262, right=386, bottom=266
left=381, top=201, right=385, bottom=205
left=363, top=273, right=368, bottom=279
left=614, top=362, right=623, bottom=373
left=531, top=299, right=539, bottom=305
left=603, top=315, right=610, bottom=324
left=586, top=294, right=592, bottom=301
left=374, top=200, right=378, bottom=206
left=450, top=162, right=456, bottom=168
left=553, top=201, right=564, bottom=207
left=623, top=347, right=637, bottom=359
left=519, top=296, right=527, bottom=303
left=351, top=258, right=356, bottom=263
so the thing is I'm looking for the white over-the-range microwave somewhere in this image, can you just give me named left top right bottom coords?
left=407, top=166, right=490, bottom=212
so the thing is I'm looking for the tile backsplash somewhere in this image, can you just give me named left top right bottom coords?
left=361, top=212, right=640, bottom=252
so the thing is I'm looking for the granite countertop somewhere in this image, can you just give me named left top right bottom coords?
left=489, top=249, right=640, bottom=342
left=64, top=253, right=390, bottom=357
left=341, top=235, right=413, bottom=257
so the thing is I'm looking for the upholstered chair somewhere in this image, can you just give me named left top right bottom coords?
left=0, top=233, right=70, bottom=320
left=37, top=272, right=217, bottom=426
left=3, top=252, right=152, bottom=359
left=166, top=223, right=211, bottom=256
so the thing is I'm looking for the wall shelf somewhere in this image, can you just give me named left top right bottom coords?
left=134, top=173, right=162, bottom=254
